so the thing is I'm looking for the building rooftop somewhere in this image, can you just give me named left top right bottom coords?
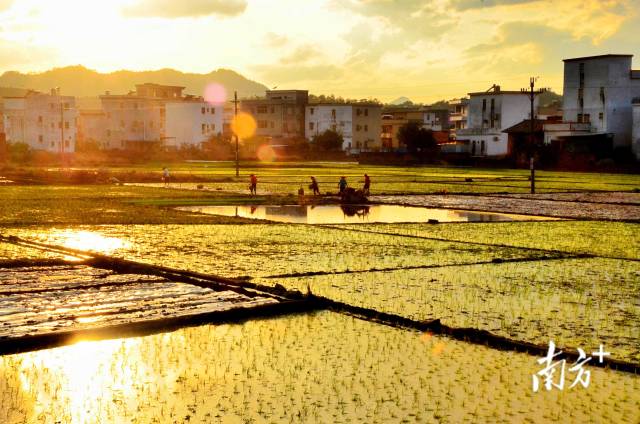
left=563, top=54, right=633, bottom=62
left=309, top=102, right=382, bottom=107
left=468, top=90, right=525, bottom=96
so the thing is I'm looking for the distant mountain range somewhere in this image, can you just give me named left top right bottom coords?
left=0, top=65, right=268, bottom=101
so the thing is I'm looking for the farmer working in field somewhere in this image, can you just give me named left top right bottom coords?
left=309, top=176, right=320, bottom=196
left=249, top=174, right=258, bottom=195
left=363, top=174, right=371, bottom=195
left=338, top=176, right=348, bottom=194
left=162, top=167, right=170, bottom=186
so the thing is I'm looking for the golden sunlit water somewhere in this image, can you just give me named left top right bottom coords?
left=0, top=312, right=638, bottom=423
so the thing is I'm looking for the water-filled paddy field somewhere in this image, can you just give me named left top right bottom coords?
left=1, top=165, right=639, bottom=423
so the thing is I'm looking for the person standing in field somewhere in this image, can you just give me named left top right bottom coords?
left=249, top=174, right=258, bottom=195
left=363, top=173, right=371, bottom=195
left=162, top=167, right=170, bottom=186
left=309, top=176, right=320, bottom=196
left=338, top=176, right=348, bottom=194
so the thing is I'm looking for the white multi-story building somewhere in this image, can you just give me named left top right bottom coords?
left=560, top=54, right=640, bottom=152
left=457, top=86, right=537, bottom=157
left=448, top=98, right=468, bottom=136
left=2, top=89, right=77, bottom=153
left=305, top=103, right=381, bottom=153
left=100, top=83, right=222, bottom=150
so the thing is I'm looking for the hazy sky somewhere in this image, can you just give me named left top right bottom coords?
left=1, top=0, right=639, bottom=102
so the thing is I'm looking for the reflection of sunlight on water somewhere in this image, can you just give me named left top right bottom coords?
left=50, top=230, right=131, bottom=254
left=18, top=338, right=143, bottom=423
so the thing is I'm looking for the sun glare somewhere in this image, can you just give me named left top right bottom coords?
left=51, top=230, right=130, bottom=255
left=231, top=112, right=257, bottom=139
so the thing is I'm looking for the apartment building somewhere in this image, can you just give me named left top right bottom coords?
left=305, top=103, right=382, bottom=153
left=456, top=85, right=537, bottom=157
left=240, top=90, right=308, bottom=139
left=99, top=83, right=222, bottom=150
left=557, top=54, right=640, bottom=158
left=448, top=98, right=469, bottom=136
left=2, top=89, right=77, bottom=153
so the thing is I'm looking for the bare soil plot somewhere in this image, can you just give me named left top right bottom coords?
left=372, top=194, right=640, bottom=220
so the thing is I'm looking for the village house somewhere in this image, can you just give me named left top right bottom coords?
left=306, top=103, right=382, bottom=153
left=379, top=107, right=449, bottom=152
left=456, top=85, right=538, bottom=157
left=99, top=83, right=222, bottom=150
left=240, top=90, right=308, bottom=140
left=547, top=54, right=640, bottom=159
left=2, top=89, right=78, bottom=153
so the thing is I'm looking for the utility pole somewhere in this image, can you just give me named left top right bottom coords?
left=231, top=90, right=240, bottom=177
left=521, top=77, right=547, bottom=194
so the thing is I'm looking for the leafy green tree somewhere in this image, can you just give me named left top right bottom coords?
left=8, top=142, right=32, bottom=164
left=397, top=121, right=437, bottom=153
left=312, top=129, right=344, bottom=151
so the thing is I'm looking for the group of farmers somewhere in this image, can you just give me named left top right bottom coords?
left=249, top=174, right=371, bottom=197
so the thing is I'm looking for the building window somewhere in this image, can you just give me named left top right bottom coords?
left=201, top=107, right=205, bottom=114
left=310, top=108, right=314, bottom=115
left=331, top=109, right=336, bottom=119
left=583, top=113, right=590, bottom=123
left=364, top=109, right=368, bottom=117
left=38, top=135, right=43, bottom=143
left=600, top=87, right=605, bottom=104
left=309, top=122, right=314, bottom=130
left=270, top=121, right=274, bottom=128
left=211, top=108, right=215, bottom=114
left=599, top=112, right=604, bottom=120
left=482, top=99, right=487, bottom=111
left=356, top=124, right=361, bottom=131
left=212, top=124, right=215, bottom=131
left=257, top=106, right=268, bottom=114
left=65, top=140, right=70, bottom=148
left=356, top=108, right=361, bottom=116
left=577, top=113, right=583, bottom=123
left=364, top=124, right=368, bottom=131
left=65, top=121, right=69, bottom=129
left=38, top=116, right=43, bottom=123
left=270, top=106, right=275, bottom=113
left=58, top=121, right=62, bottom=129
left=258, top=120, right=268, bottom=129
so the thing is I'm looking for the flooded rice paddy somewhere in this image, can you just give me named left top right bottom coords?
left=176, top=204, right=556, bottom=224
left=5, top=225, right=563, bottom=278
left=1, top=312, right=638, bottom=423
left=1, top=209, right=638, bottom=422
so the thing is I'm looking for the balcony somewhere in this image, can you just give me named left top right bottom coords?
left=543, top=122, right=591, bottom=132
left=456, top=127, right=500, bottom=136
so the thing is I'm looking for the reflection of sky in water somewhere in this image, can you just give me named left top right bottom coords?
left=38, top=230, right=131, bottom=255
left=177, top=204, right=552, bottom=224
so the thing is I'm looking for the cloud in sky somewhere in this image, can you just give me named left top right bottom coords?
left=0, top=0, right=638, bottom=102
left=123, top=0, right=247, bottom=18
